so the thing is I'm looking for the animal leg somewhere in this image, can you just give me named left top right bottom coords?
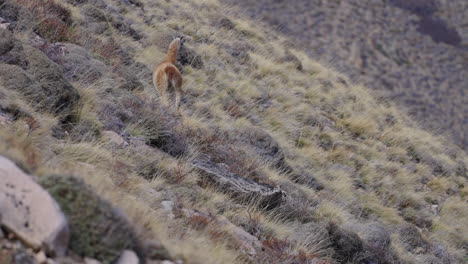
left=173, top=75, right=183, bottom=112
left=155, top=71, right=168, bottom=105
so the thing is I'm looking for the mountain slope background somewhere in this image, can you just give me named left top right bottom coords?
left=0, top=0, right=467, bottom=263
left=222, top=0, right=468, bottom=150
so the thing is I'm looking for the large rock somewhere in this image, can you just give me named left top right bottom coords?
left=0, top=156, right=69, bottom=256
left=192, top=154, right=284, bottom=209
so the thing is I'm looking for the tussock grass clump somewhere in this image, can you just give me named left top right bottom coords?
left=0, top=64, right=44, bottom=106
left=40, top=175, right=146, bottom=263
left=16, top=0, right=72, bottom=25
left=10, top=0, right=75, bottom=42
left=35, top=17, right=72, bottom=43
left=0, top=32, right=81, bottom=123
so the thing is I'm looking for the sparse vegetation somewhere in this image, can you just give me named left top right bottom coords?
left=40, top=175, right=145, bottom=263
left=0, top=0, right=466, bottom=263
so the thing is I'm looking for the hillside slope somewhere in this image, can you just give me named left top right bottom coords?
left=222, top=0, right=468, bottom=150
left=0, top=0, right=467, bottom=263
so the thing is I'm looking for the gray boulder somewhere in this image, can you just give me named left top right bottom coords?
left=0, top=156, right=69, bottom=256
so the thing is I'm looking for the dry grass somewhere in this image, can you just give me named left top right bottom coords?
left=0, top=0, right=466, bottom=263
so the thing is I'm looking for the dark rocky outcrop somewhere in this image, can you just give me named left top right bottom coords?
left=192, top=154, right=284, bottom=209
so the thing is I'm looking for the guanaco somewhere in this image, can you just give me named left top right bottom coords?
left=153, top=37, right=184, bottom=111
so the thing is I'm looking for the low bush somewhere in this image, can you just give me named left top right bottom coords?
left=40, top=175, right=145, bottom=263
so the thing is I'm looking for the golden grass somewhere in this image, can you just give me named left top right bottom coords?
left=0, top=0, right=466, bottom=262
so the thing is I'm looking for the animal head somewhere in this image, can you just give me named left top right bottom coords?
left=169, top=36, right=186, bottom=51
left=165, top=36, right=191, bottom=62
left=167, top=38, right=179, bottom=51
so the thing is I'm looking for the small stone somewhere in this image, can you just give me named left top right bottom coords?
left=35, top=251, right=47, bottom=264
left=4, top=241, right=13, bottom=249
left=84, top=257, right=101, bottom=264
left=160, top=200, right=175, bottom=219
left=102, top=130, right=128, bottom=147
left=161, top=201, right=174, bottom=212
left=415, top=247, right=425, bottom=254
left=0, top=23, right=10, bottom=30
left=116, top=250, right=139, bottom=264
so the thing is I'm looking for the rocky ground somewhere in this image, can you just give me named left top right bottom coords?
left=0, top=0, right=467, bottom=263
left=222, top=0, right=468, bottom=150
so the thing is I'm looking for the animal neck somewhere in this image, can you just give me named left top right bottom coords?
left=164, top=43, right=178, bottom=63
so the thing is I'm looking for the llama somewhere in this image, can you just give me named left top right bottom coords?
left=153, top=37, right=184, bottom=111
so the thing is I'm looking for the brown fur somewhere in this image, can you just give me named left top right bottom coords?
left=153, top=38, right=183, bottom=111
